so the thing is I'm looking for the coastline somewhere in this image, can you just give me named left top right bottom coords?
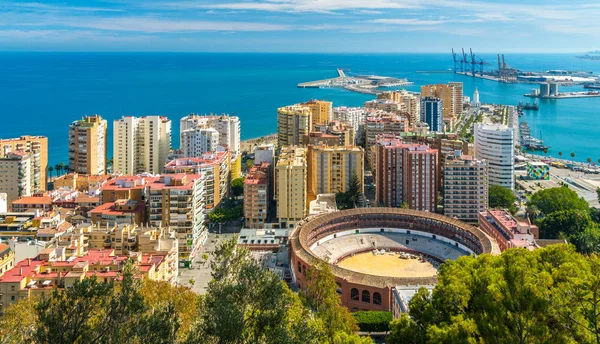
left=240, top=133, right=277, bottom=154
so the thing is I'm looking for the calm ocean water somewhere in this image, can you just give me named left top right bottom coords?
left=0, top=52, right=599, bottom=166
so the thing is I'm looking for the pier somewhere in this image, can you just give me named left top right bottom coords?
left=524, top=92, right=600, bottom=99
left=298, top=69, right=413, bottom=95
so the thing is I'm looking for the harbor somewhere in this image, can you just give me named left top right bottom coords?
left=519, top=122, right=549, bottom=151
left=298, top=69, right=413, bottom=95
left=524, top=82, right=600, bottom=99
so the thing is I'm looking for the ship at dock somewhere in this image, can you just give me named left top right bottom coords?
left=517, top=101, right=539, bottom=113
left=519, top=122, right=550, bottom=151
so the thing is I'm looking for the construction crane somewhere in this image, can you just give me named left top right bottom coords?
left=496, top=54, right=520, bottom=83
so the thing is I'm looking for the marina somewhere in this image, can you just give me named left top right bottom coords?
left=298, top=69, right=413, bottom=95
left=519, top=122, right=549, bottom=151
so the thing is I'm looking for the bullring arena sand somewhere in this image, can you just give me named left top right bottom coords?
left=336, top=252, right=438, bottom=278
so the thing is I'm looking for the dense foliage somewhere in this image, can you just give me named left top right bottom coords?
left=0, top=238, right=369, bottom=344
left=388, top=244, right=600, bottom=344
left=208, top=205, right=243, bottom=223
left=231, top=177, right=245, bottom=197
left=352, top=311, right=393, bottom=333
left=336, top=174, right=362, bottom=210
left=528, top=186, right=590, bottom=219
left=488, top=184, right=517, bottom=214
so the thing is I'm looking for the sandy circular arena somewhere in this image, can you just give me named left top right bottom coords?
left=336, top=252, right=438, bottom=278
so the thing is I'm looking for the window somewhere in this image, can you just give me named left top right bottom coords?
left=373, top=292, right=382, bottom=305
left=351, top=288, right=359, bottom=301
left=362, top=290, right=370, bottom=303
left=297, top=261, right=302, bottom=273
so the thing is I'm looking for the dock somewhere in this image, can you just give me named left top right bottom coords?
left=298, top=69, right=413, bottom=95
left=524, top=91, right=600, bottom=99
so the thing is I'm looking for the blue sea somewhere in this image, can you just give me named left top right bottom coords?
left=0, top=52, right=599, bottom=166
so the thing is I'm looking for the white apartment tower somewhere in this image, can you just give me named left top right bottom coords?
left=181, top=127, right=220, bottom=158
left=474, top=123, right=515, bottom=190
left=113, top=116, right=172, bottom=175
left=180, top=114, right=241, bottom=158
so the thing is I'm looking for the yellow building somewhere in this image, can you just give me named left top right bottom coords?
left=0, top=151, right=35, bottom=209
left=231, top=154, right=242, bottom=180
left=421, top=83, right=463, bottom=119
left=54, top=173, right=111, bottom=192
left=0, top=248, right=174, bottom=312
left=0, top=136, right=48, bottom=191
left=68, top=115, right=107, bottom=175
left=275, top=147, right=307, bottom=228
left=307, top=145, right=364, bottom=206
left=302, top=100, right=332, bottom=129
left=377, top=90, right=421, bottom=125
left=0, top=244, right=14, bottom=276
left=277, top=105, right=312, bottom=147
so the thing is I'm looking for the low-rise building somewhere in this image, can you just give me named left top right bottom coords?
left=53, top=173, right=111, bottom=192
left=478, top=209, right=540, bottom=252
left=0, top=248, right=173, bottom=312
left=89, top=200, right=146, bottom=226
left=0, top=244, right=15, bottom=277
left=0, top=212, right=37, bottom=241
left=100, top=175, right=155, bottom=204
left=11, top=195, right=54, bottom=213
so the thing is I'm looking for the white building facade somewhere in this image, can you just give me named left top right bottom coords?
left=474, top=123, right=515, bottom=190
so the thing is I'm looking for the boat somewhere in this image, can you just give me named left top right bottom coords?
left=519, top=122, right=550, bottom=151
left=584, top=83, right=600, bottom=90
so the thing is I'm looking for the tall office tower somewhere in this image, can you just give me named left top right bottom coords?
left=244, top=162, right=271, bottom=229
left=302, top=100, right=332, bottom=129
left=275, top=147, right=307, bottom=228
left=365, top=114, right=409, bottom=167
left=444, top=152, right=488, bottom=222
left=181, top=127, right=220, bottom=158
left=332, top=106, right=366, bottom=144
left=378, top=90, right=421, bottom=125
left=420, top=97, right=444, bottom=132
left=113, top=116, right=172, bottom=175
left=69, top=115, right=107, bottom=175
left=306, top=145, right=364, bottom=205
left=474, top=123, right=515, bottom=190
left=0, top=135, right=48, bottom=191
left=0, top=151, right=34, bottom=208
left=277, top=105, right=312, bottom=147
left=148, top=174, right=206, bottom=263
left=375, top=136, right=439, bottom=211
left=179, top=114, right=240, bottom=157
left=421, top=82, right=463, bottom=119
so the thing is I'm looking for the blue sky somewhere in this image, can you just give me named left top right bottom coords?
left=1, top=0, right=599, bottom=52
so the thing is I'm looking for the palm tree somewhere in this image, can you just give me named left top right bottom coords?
left=587, top=158, right=592, bottom=167
left=55, top=164, right=62, bottom=176
left=59, top=162, right=66, bottom=176
left=558, top=151, right=563, bottom=161
left=570, top=152, right=576, bottom=165
left=48, top=166, right=54, bottom=179
left=543, top=148, right=549, bottom=158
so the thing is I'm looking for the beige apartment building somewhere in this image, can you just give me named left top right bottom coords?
left=0, top=136, right=48, bottom=191
left=313, top=121, right=355, bottom=146
left=302, top=100, right=332, bottom=128
left=0, top=151, right=35, bottom=209
left=113, top=116, right=172, bottom=175
left=421, top=83, right=463, bottom=119
left=444, top=152, right=488, bottom=222
left=277, top=105, right=312, bottom=147
left=377, top=90, right=421, bottom=125
left=68, top=115, right=107, bottom=175
left=275, top=147, right=307, bottom=228
left=306, top=145, right=364, bottom=206
left=365, top=114, right=409, bottom=168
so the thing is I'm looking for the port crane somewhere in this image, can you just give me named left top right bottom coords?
left=451, top=48, right=488, bottom=76
left=496, top=54, right=519, bottom=82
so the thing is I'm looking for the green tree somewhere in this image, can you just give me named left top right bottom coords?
left=0, top=297, right=38, bottom=343
left=488, top=184, right=517, bottom=214
left=528, top=186, right=590, bottom=218
left=352, top=311, right=393, bottom=332
left=55, top=163, right=62, bottom=177
left=543, top=148, right=549, bottom=157
left=231, top=177, right=245, bottom=197
left=559, top=151, right=563, bottom=160
left=336, top=174, right=362, bottom=210
left=302, top=260, right=359, bottom=339
left=400, top=202, right=409, bottom=209
left=48, top=165, right=54, bottom=178
left=589, top=158, right=593, bottom=166
left=537, top=209, right=595, bottom=239
left=597, top=188, right=600, bottom=204
left=245, top=159, right=254, bottom=170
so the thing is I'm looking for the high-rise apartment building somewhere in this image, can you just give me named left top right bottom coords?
left=113, top=116, right=172, bottom=175
left=180, top=114, right=241, bottom=158
left=444, top=152, right=488, bottom=222
left=421, top=82, right=463, bottom=119
left=244, top=162, right=271, bottom=229
left=332, top=106, right=366, bottom=144
left=148, top=174, right=206, bottom=262
left=302, top=100, right=332, bottom=129
left=377, top=90, right=421, bottom=125
left=365, top=114, right=409, bottom=167
left=275, top=147, right=307, bottom=228
left=0, top=136, right=48, bottom=191
left=364, top=99, right=406, bottom=113
left=306, top=145, right=364, bottom=205
left=277, top=105, right=312, bottom=147
left=163, top=151, right=231, bottom=211
left=181, top=127, right=220, bottom=158
left=0, top=151, right=35, bottom=208
left=375, top=136, right=439, bottom=211
left=313, top=121, right=355, bottom=146
left=68, top=115, right=107, bottom=175
left=474, top=123, right=515, bottom=190
left=420, top=97, right=443, bottom=132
